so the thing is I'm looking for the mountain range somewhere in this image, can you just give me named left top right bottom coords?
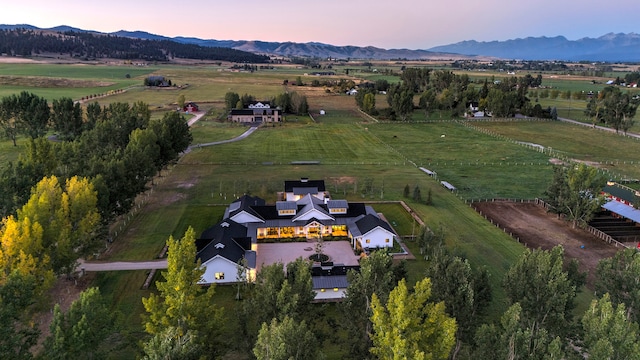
left=2, top=24, right=639, bottom=62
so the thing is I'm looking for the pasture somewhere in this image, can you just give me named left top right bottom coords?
left=1, top=61, right=638, bottom=357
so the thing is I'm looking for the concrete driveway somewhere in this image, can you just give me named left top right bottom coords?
left=255, top=241, right=360, bottom=271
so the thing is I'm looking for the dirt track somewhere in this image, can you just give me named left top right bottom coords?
left=473, top=201, right=621, bottom=287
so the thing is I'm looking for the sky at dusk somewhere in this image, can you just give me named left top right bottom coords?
left=2, top=0, right=638, bottom=50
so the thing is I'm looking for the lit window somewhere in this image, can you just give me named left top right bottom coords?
left=320, top=289, right=325, bottom=292
left=333, top=288, right=339, bottom=292
left=215, top=272, right=225, bottom=280
left=366, top=239, right=370, bottom=244
left=385, top=239, right=390, bottom=243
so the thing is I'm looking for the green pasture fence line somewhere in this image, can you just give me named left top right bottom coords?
left=459, top=121, right=629, bottom=181
left=108, top=166, right=171, bottom=242
left=358, top=109, right=379, bottom=123
left=374, top=117, right=553, bottom=124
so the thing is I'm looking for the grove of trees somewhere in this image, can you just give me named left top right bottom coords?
left=354, top=68, right=546, bottom=120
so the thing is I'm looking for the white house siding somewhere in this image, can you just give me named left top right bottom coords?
left=294, top=209, right=333, bottom=221
left=200, top=256, right=243, bottom=284
left=230, top=211, right=263, bottom=224
left=361, top=227, right=394, bottom=249
left=313, top=288, right=347, bottom=301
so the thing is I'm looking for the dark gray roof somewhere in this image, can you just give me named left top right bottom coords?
left=312, top=275, right=349, bottom=289
left=276, top=201, right=298, bottom=210
left=228, top=195, right=266, bottom=220
left=327, top=200, right=348, bottom=209
left=293, top=187, right=319, bottom=195
left=355, top=214, right=394, bottom=235
left=285, top=179, right=326, bottom=192
left=196, top=219, right=252, bottom=264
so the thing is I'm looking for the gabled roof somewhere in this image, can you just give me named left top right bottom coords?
left=355, top=214, right=395, bottom=236
left=603, top=184, right=637, bottom=204
left=284, top=179, right=326, bottom=192
left=196, top=219, right=253, bottom=265
left=226, top=195, right=266, bottom=221
left=292, top=194, right=333, bottom=221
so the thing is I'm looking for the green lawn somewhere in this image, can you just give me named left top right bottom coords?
left=1, top=63, right=635, bottom=358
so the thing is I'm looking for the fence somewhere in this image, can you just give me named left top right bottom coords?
left=469, top=198, right=630, bottom=249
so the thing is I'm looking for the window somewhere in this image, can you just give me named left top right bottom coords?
left=333, top=288, right=339, bottom=292
left=320, top=288, right=325, bottom=292
left=365, top=239, right=370, bottom=244
left=385, top=238, right=390, bottom=243
left=215, top=272, right=225, bottom=280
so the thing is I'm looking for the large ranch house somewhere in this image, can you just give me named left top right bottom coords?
left=229, top=101, right=282, bottom=123
left=195, top=179, right=397, bottom=300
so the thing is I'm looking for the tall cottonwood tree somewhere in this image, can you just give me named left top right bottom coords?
left=370, top=278, right=457, bottom=360
left=43, top=287, right=114, bottom=360
left=253, top=316, right=320, bottom=360
left=142, top=227, right=222, bottom=357
left=582, top=293, right=640, bottom=360
left=387, top=84, right=414, bottom=121
left=503, top=246, right=577, bottom=340
left=545, top=164, right=606, bottom=228
left=239, top=258, right=315, bottom=350
left=51, top=97, right=83, bottom=141
left=0, top=271, right=40, bottom=360
left=426, top=253, right=491, bottom=359
left=596, top=248, right=640, bottom=324
left=474, top=303, right=565, bottom=360
left=17, top=176, right=101, bottom=275
left=340, top=250, right=401, bottom=359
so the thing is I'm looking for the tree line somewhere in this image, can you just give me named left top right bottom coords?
left=0, top=94, right=192, bottom=359
left=0, top=28, right=270, bottom=63
left=585, top=86, right=639, bottom=133
left=355, top=68, right=554, bottom=120
left=0, top=92, right=192, bottom=223
left=224, top=91, right=309, bottom=115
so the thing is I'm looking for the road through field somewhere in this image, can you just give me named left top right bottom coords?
left=77, top=258, right=167, bottom=271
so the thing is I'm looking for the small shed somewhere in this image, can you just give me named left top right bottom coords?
left=441, top=181, right=456, bottom=192
left=183, top=102, right=199, bottom=113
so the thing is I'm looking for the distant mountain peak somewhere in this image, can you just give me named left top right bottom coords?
left=1, top=24, right=638, bottom=61
left=427, top=33, right=640, bottom=61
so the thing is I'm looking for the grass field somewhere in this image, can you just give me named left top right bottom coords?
left=1, top=62, right=638, bottom=358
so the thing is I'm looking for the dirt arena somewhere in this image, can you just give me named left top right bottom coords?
left=472, top=201, right=622, bottom=287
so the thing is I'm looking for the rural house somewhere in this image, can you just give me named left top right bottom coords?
left=229, top=101, right=282, bottom=123
left=195, top=179, right=397, bottom=299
